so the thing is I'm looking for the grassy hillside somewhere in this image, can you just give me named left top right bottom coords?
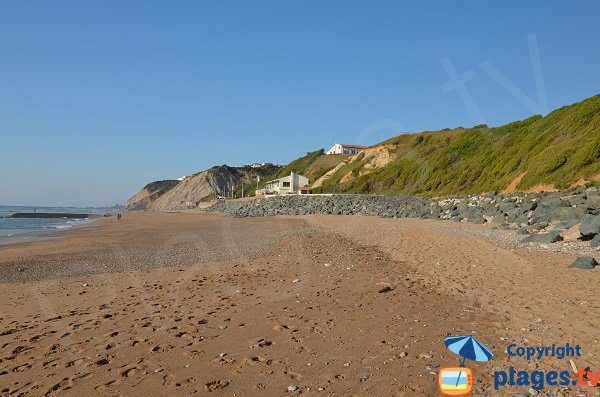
left=271, top=149, right=325, bottom=179
left=267, top=149, right=350, bottom=181
left=304, top=154, right=352, bottom=180
left=314, top=94, right=600, bottom=196
left=232, top=150, right=350, bottom=197
left=234, top=150, right=323, bottom=197
left=229, top=163, right=283, bottom=198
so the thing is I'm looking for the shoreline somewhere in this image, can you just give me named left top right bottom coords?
left=0, top=212, right=306, bottom=283
left=0, top=218, right=99, bottom=246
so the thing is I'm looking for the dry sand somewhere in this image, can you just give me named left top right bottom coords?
left=0, top=213, right=599, bottom=396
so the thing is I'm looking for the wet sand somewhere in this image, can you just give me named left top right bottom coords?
left=0, top=213, right=598, bottom=396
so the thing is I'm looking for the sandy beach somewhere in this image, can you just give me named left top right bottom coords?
left=1, top=212, right=599, bottom=396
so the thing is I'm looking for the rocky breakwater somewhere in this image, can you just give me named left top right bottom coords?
left=206, top=187, right=600, bottom=258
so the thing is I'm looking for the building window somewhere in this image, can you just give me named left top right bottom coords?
left=283, top=182, right=290, bottom=187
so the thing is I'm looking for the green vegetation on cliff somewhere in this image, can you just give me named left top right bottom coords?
left=314, top=94, right=600, bottom=196
left=272, top=149, right=325, bottom=179
left=144, top=180, right=180, bottom=201
left=231, top=150, right=348, bottom=197
left=129, top=93, right=600, bottom=207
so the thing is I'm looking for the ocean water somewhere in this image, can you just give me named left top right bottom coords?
left=0, top=206, right=116, bottom=238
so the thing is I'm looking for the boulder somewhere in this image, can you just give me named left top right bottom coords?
left=560, top=194, right=586, bottom=207
left=529, top=208, right=552, bottom=225
left=585, top=194, right=600, bottom=211
left=493, top=214, right=507, bottom=225
left=591, top=234, right=600, bottom=248
left=499, top=202, right=518, bottom=213
left=580, top=215, right=600, bottom=237
left=522, top=231, right=563, bottom=244
left=538, top=196, right=562, bottom=210
left=505, top=208, right=522, bottom=222
left=520, top=200, right=537, bottom=212
left=568, top=256, right=598, bottom=269
left=560, top=224, right=581, bottom=242
left=513, top=213, right=529, bottom=226
left=469, top=215, right=487, bottom=224
left=554, top=220, right=580, bottom=230
left=530, top=222, right=549, bottom=231
left=550, top=207, right=586, bottom=223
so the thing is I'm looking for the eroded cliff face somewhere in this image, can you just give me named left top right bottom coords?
left=149, top=166, right=247, bottom=211
left=125, top=180, right=180, bottom=210
left=125, top=166, right=267, bottom=211
left=125, top=189, right=153, bottom=211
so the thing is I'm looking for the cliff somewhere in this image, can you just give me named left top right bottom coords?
left=314, top=94, right=600, bottom=195
left=128, top=93, right=600, bottom=207
left=126, top=164, right=281, bottom=211
left=125, top=180, right=180, bottom=210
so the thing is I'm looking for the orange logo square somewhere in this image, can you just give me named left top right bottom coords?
left=438, top=367, right=473, bottom=396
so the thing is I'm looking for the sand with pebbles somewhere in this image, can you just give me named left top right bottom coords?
left=0, top=212, right=599, bottom=396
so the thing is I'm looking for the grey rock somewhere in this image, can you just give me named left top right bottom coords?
left=530, top=222, right=549, bottom=230
left=568, top=256, right=598, bottom=269
left=520, top=200, right=537, bottom=212
left=538, top=196, right=562, bottom=209
left=550, top=207, right=586, bottom=223
left=591, top=234, right=600, bottom=248
left=554, top=220, right=580, bottom=230
left=499, top=202, right=518, bottom=212
left=468, top=214, right=487, bottom=224
left=580, top=215, right=600, bottom=237
left=529, top=209, right=551, bottom=225
left=560, top=194, right=586, bottom=207
left=522, top=232, right=563, bottom=244
left=493, top=214, right=507, bottom=224
left=586, top=194, right=600, bottom=210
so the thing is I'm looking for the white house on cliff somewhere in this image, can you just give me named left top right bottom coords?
left=326, top=143, right=367, bottom=155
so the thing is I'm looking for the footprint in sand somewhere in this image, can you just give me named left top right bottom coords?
left=45, top=376, right=74, bottom=397
left=204, top=380, right=229, bottom=392
left=66, top=358, right=85, bottom=368
left=12, top=362, right=32, bottom=372
left=121, top=366, right=140, bottom=378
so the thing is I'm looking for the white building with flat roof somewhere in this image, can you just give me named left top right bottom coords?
left=256, top=171, right=309, bottom=196
left=326, top=143, right=367, bottom=155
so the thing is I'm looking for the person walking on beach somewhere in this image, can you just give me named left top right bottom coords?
left=117, top=213, right=122, bottom=221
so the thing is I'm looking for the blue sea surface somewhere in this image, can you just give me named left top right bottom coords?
left=0, top=206, right=116, bottom=238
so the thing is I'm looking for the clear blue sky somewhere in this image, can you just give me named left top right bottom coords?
left=1, top=1, right=599, bottom=206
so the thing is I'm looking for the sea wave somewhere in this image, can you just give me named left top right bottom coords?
left=0, top=206, right=106, bottom=238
